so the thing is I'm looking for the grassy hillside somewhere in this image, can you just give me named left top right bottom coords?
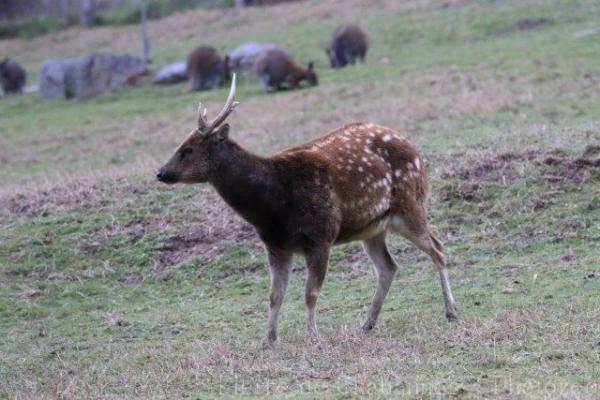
left=1, top=0, right=599, bottom=398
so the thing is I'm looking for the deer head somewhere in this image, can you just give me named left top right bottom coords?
left=157, top=74, right=239, bottom=184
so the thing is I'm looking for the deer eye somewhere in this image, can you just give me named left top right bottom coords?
left=183, top=148, right=193, bottom=156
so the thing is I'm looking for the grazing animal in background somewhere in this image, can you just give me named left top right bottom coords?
left=0, top=58, right=26, bottom=94
left=253, top=48, right=318, bottom=92
left=228, top=42, right=279, bottom=74
left=326, top=23, right=369, bottom=68
left=186, top=46, right=230, bottom=91
left=157, top=75, right=457, bottom=348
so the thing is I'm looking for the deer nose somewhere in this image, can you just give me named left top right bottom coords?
left=156, top=169, right=177, bottom=184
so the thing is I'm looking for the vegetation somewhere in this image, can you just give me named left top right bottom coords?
left=0, top=0, right=234, bottom=39
left=92, top=0, right=234, bottom=27
left=0, top=15, right=63, bottom=39
left=1, top=0, right=599, bottom=398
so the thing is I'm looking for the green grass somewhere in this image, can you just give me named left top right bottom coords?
left=1, top=0, right=600, bottom=398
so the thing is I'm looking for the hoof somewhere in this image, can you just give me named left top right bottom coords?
left=306, top=331, right=321, bottom=345
left=446, top=311, right=459, bottom=322
left=262, top=336, right=277, bottom=350
left=361, top=320, right=376, bottom=331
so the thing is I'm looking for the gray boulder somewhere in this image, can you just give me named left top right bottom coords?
left=39, top=53, right=146, bottom=100
left=38, top=58, right=79, bottom=100
left=152, top=61, right=187, bottom=84
left=228, top=42, right=278, bottom=74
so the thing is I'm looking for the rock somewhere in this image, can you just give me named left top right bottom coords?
left=152, top=61, right=187, bottom=84
left=87, top=53, right=147, bottom=94
left=39, top=53, right=146, bottom=100
left=228, top=42, right=278, bottom=74
left=38, top=58, right=78, bottom=100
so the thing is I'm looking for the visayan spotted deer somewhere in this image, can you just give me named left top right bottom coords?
left=157, top=75, right=457, bottom=347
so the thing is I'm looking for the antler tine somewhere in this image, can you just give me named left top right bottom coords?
left=197, top=102, right=210, bottom=131
left=207, top=73, right=239, bottom=131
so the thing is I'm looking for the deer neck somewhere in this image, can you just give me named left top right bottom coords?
left=209, top=140, right=282, bottom=229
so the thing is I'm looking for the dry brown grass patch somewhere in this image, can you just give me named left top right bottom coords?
left=439, top=145, right=600, bottom=203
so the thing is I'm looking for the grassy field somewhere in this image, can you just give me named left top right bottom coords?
left=1, top=0, right=600, bottom=398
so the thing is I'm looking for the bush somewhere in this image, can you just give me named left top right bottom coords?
left=0, top=16, right=61, bottom=39
left=93, top=0, right=234, bottom=27
left=0, top=0, right=235, bottom=39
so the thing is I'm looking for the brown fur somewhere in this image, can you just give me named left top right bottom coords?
left=186, top=46, right=230, bottom=91
left=157, top=83, right=457, bottom=347
left=0, top=58, right=26, bottom=94
left=253, top=48, right=317, bottom=92
left=327, top=23, right=369, bottom=68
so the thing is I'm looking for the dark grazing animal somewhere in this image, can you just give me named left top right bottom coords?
left=326, top=23, right=369, bottom=68
left=186, top=46, right=230, bottom=91
left=253, top=48, right=317, bottom=92
left=0, top=58, right=26, bottom=94
left=157, top=76, right=457, bottom=347
left=228, top=42, right=278, bottom=74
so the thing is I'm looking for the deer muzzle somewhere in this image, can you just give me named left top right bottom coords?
left=156, top=168, right=178, bottom=184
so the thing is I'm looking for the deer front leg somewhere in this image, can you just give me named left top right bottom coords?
left=263, top=248, right=293, bottom=349
left=304, top=245, right=330, bottom=341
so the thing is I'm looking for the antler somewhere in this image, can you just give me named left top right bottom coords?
left=197, top=73, right=240, bottom=134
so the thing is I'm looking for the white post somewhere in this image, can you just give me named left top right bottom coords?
left=140, top=0, right=151, bottom=65
left=79, top=0, right=96, bottom=27
left=59, top=0, right=70, bottom=26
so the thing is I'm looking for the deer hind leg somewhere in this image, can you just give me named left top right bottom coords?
left=304, top=245, right=330, bottom=341
left=263, top=248, right=293, bottom=349
left=390, top=214, right=458, bottom=321
left=427, top=232, right=458, bottom=321
left=362, top=233, right=399, bottom=331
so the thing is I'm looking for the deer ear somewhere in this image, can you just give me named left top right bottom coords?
left=307, top=61, right=314, bottom=71
left=214, top=123, right=230, bottom=141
